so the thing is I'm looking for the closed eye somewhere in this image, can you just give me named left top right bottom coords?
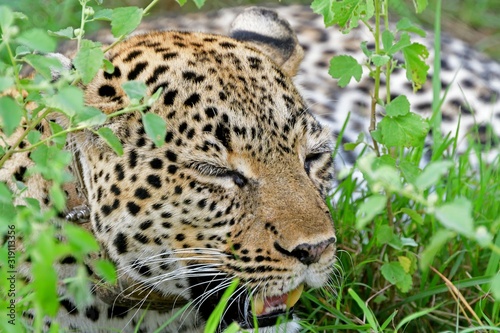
left=188, top=162, right=247, bottom=187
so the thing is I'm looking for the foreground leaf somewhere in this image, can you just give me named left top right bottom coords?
left=375, top=113, right=429, bottom=147
left=73, top=40, right=104, bottom=84
left=0, top=96, right=22, bottom=137
left=329, top=55, right=362, bottom=87
left=434, top=197, right=474, bottom=236
left=96, top=127, right=123, bottom=155
left=143, top=113, right=167, bottom=147
left=111, top=7, right=142, bottom=37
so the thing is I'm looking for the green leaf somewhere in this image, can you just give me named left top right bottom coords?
left=434, top=197, right=474, bottom=236
left=413, top=0, right=428, bottom=13
left=399, top=160, right=421, bottom=184
left=396, top=272, right=413, bottom=293
left=73, top=106, right=106, bottom=127
left=192, top=0, right=206, bottom=9
left=73, top=39, right=104, bottom=84
left=329, top=55, right=362, bottom=87
left=381, top=261, right=406, bottom=284
left=93, top=9, right=113, bottom=21
left=176, top=0, right=187, bottom=6
left=49, top=184, right=66, bottom=211
left=400, top=207, right=423, bottom=225
left=491, top=274, right=500, bottom=301
left=331, top=0, right=362, bottom=30
left=0, top=76, right=14, bottom=92
left=0, top=6, right=14, bottom=30
left=414, top=160, right=453, bottom=191
left=23, top=54, right=63, bottom=79
left=0, top=182, right=13, bottom=203
left=48, top=120, right=66, bottom=148
left=111, top=7, right=143, bottom=38
left=311, top=0, right=335, bottom=26
left=48, top=27, right=74, bottom=39
left=0, top=96, right=23, bottom=137
left=420, top=229, right=454, bottom=270
left=356, top=194, right=386, bottom=229
left=17, top=28, right=56, bottom=53
left=376, top=113, right=429, bottom=147
left=103, top=59, right=115, bottom=75
left=94, top=260, right=117, bottom=284
left=396, top=18, right=426, bottom=37
left=386, top=95, right=410, bottom=117
left=347, top=288, right=379, bottom=331
left=382, top=30, right=394, bottom=51
left=376, top=225, right=394, bottom=246
left=122, top=81, right=148, bottom=100
left=371, top=54, right=390, bottom=67
left=27, top=129, right=42, bottom=144
left=387, top=32, right=411, bottom=55
left=65, top=224, right=100, bottom=254
left=143, top=113, right=166, bottom=147
left=45, top=85, right=84, bottom=117
left=402, top=42, right=430, bottom=91
left=96, top=127, right=123, bottom=155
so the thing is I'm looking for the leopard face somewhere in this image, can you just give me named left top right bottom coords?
left=70, top=7, right=336, bottom=332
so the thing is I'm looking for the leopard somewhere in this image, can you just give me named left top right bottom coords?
left=1, top=7, right=336, bottom=333
left=2, top=4, right=500, bottom=333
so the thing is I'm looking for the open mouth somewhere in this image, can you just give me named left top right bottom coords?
left=243, top=284, right=304, bottom=328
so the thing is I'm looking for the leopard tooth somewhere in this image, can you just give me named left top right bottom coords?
left=286, top=284, right=304, bottom=309
left=253, top=298, right=265, bottom=315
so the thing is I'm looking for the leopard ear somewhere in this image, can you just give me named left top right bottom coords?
left=229, top=7, right=303, bottom=77
left=45, top=53, right=73, bottom=81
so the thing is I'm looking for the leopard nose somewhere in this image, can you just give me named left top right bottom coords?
left=275, top=237, right=336, bottom=265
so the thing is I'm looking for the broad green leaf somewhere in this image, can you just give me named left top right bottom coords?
left=111, top=7, right=142, bottom=38
left=49, top=183, right=66, bottom=211
left=396, top=18, right=426, bottom=37
left=376, top=113, right=429, bottom=147
left=97, top=127, right=123, bottom=155
left=0, top=96, right=22, bottom=136
left=0, top=182, right=13, bottom=203
left=402, top=42, right=430, bottom=91
left=143, top=113, right=167, bottom=147
left=396, top=273, right=413, bottom=293
left=192, top=0, right=206, bottom=9
left=93, top=9, right=113, bottom=21
left=94, top=260, right=117, bottom=284
left=27, top=129, right=42, bottom=144
left=65, top=224, right=100, bottom=254
left=15, top=45, right=31, bottom=57
left=23, top=54, right=62, bottom=79
left=382, top=30, right=394, bottom=51
left=381, top=261, right=406, bottom=284
left=400, top=207, right=423, bottom=225
left=311, top=0, right=335, bottom=26
left=399, top=160, right=421, bottom=184
left=0, top=76, right=14, bottom=92
left=360, top=41, right=373, bottom=57
left=398, top=256, right=412, bottom=273
left=331, top=0, right=362, bottom=31
left=103, top=59, right=114, bottom=74
left=329, top=55, right=362, bottom=87
left=176, top=0, right=188, bottom=6
left=376, top=225, right=394, bottom=246
left=343, top=132, right=364, bottom=151
left=387, top=32, right=411, bottom=55
left=414, top=160, right=453, bottom=191
left=45, top=85, right=84, bottom=117
left=48, top=120, right=66, bottom=148
left=475, top=226, right=493, bottom=248
left=491, top=274, right=500, bottom=301
left=0, top=6, right=14, bottom=30
left=371, top=54, right=390, bottom=67
left=420, top=229, right=454, bottom=270
left=17, top=28, right=56, bottom=53
left=386, top=95, right=410, bottom=117
left=73, top=39, right=104, bottom=84
left=413, top=0, right=428, bottom=13
left=122, top=81, right=148, bottom=100
left=434, top=197, right=474, bottom=236
left=356, top=194, right=386, bottom=229
left=73, top=106, right=106, bottom=127
left=48, top=27, right=74, bottom=39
